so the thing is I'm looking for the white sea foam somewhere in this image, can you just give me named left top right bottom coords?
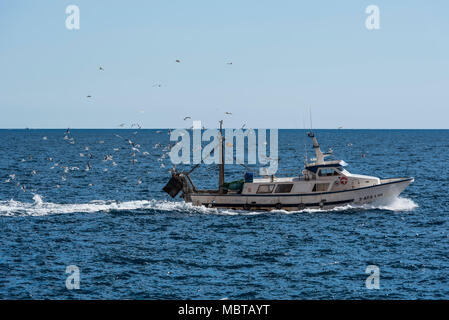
left=273, top=196, right=418, bottom=214
left=0, top=194, right=234, bottom=217
left=0, top=195, right=417, bottom=217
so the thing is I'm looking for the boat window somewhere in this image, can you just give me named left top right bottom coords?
left=257, top=184, right=275, bottom=193
left=318, top=168, right=340, bottom=177
left=312, top=183, right=330, bottom=192
left=274, top=184, right=293, bottom=193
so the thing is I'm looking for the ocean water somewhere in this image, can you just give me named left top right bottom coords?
left=0, top=129, right=447, bottom=299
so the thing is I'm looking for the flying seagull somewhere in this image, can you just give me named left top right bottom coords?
left=183, top=116, right=191, bottom=121
left=175, top=59, right=181, bottom=63
left=99, top=66, right=104, bottom=71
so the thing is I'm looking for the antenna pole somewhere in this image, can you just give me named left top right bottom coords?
left=219, top=120, right=225, bottom=193
left=309, top=106, right=313, bottom=132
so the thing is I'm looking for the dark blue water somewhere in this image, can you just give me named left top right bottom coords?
left=0, top=129, right=447, bottom=299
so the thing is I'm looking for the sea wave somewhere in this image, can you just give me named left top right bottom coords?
left=0, top=194, right=418, bottom=217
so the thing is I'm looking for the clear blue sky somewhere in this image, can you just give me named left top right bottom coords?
left=0, top=0, right=448, bottom=129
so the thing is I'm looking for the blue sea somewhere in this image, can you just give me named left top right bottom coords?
left=0, top=129, right=447, bottom=299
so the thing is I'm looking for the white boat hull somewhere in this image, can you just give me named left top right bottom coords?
left=189, top=178, right=414, bottom=211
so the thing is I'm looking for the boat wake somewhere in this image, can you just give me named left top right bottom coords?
left=279, top=196, right=419, bottom=214
left=0, top=194, right=418, bottom=217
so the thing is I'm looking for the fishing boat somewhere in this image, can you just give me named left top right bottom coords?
left=163, top=124, right=414, bottom=211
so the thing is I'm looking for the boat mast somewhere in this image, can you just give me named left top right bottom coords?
left=307, top=131, right=325, bottom=164
left=219, top=120, right=225, bottom=193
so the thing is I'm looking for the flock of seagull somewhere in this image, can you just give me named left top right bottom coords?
left=4, top=125, right=174, bottom=195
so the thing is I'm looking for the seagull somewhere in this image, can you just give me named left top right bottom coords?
left=42, top=136, right=47, bottom=140
left=183, top=116, right=191, bottom=121
left=126, top=139, right=135, bottom=147
left=31, top=170, right=36, bottom=175
left=21, top=185, right=26, bottom=192
left=227, top=62, right=233, bottom=65
left=86, top=95, right=92, bottom=98
left=152, top=84, right=162, bottom=88
left=225, top=112, right=232, bottom=115
left=99, top=66, right=104, bottom=71
left=119, top=123, right=125, bottom=127
left=175, top=59, right=181, bottom=63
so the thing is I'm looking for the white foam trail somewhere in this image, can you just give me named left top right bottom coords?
left=361, top=196, right=418, bottom=212
left=0, top=196, right=154, bottom=217
left=273, top=196, right=418, bottom=214
left=0, top=195, right=417, bottom=217
left=0, top=194, right=241, bottom=217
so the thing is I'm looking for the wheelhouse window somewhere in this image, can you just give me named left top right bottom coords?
left=312, top=183, right=330, bottom=192
left=257, top=184, right=275, bottom=193
left=274, top=184, right=293, bottom=193
left=318, top=168, right=340, bottom=177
